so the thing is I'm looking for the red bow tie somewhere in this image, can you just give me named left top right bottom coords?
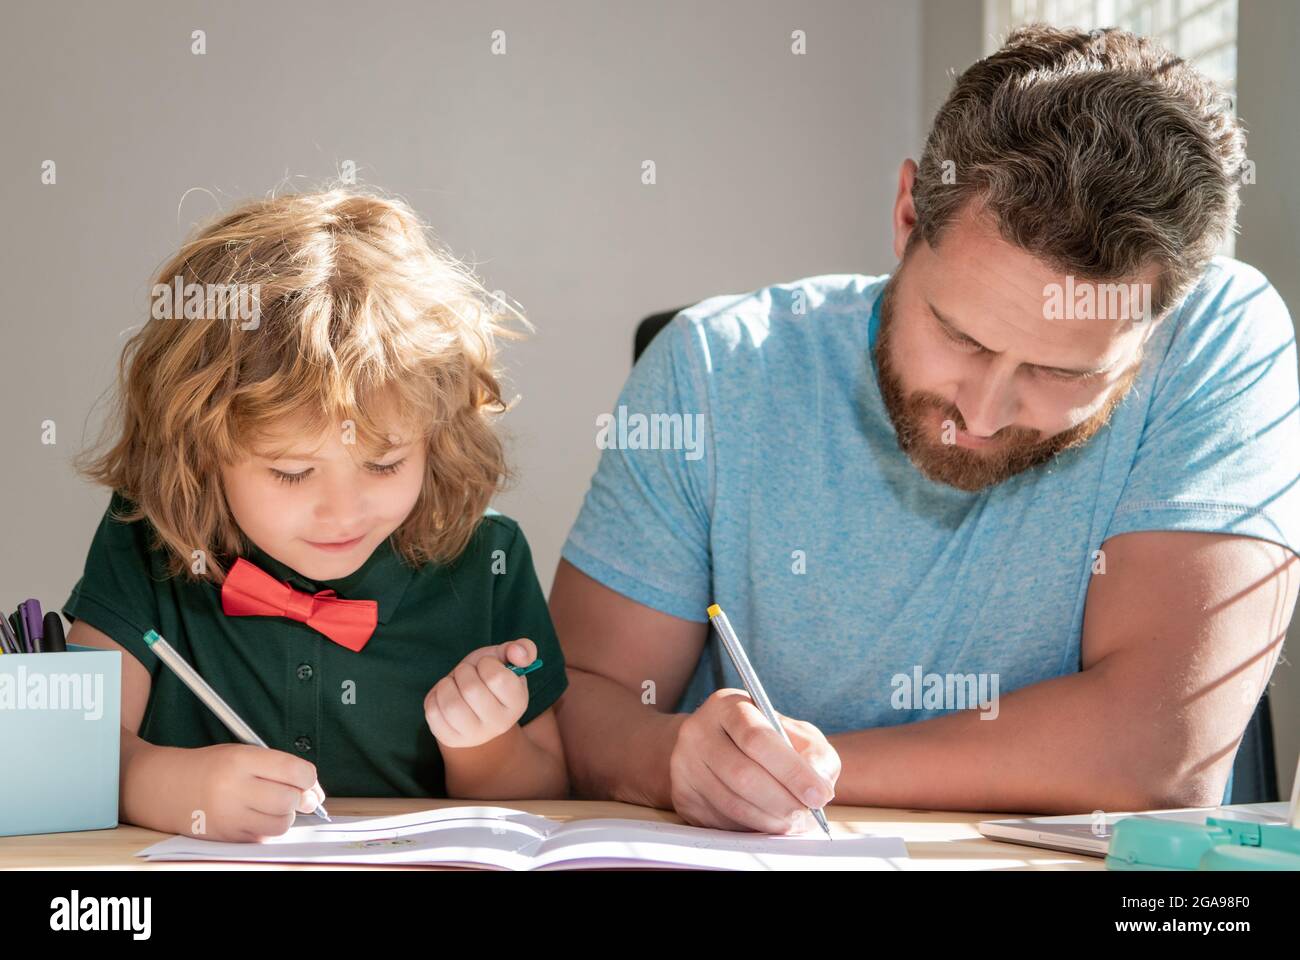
left=220, top=557, right=378, bottom=652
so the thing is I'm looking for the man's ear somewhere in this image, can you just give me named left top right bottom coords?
left=892, top=159, right=920, bottom=261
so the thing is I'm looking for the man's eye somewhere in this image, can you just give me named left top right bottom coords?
left=945, top=329, right=984, bottom=352
left=1037, top=368, right=1075, bottom=381
left=271, top=468, right=311, bottom=485
left=1034, top=366, right=1092, bottom=383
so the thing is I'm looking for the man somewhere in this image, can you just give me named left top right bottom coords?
left=550, top=25, right=1300, bottom=833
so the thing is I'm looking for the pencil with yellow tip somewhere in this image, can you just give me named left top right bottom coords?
left=705, top=603, right=833, bottom=838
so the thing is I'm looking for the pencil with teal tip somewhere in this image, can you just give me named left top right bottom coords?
left=142, top=629, right=331, bottom=822
left=706, top=604, right=833, bottom=838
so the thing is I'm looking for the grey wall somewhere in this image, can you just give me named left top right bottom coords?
left=921, top=0, right=984, bottom=134
left=0, top=0, right=919, bottom=602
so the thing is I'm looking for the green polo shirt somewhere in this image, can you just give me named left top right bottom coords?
left=62, top=491, right=568, bottom=798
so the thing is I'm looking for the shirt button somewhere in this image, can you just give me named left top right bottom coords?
left=294, top=736, right=313, bottom=752
left=296, top=663, right=314, bottom=681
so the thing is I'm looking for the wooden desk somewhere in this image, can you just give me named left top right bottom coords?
left=0, top=798, right=1104, bottom=870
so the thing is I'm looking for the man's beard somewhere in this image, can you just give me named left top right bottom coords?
left=872, top=274, right=1142, bottom=492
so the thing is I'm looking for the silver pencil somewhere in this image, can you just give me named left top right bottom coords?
left=706, top=604, right=832, bottom=838
left=142, top=629, right=331, bottom=821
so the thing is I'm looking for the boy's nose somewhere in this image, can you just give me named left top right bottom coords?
left=313, top=481, right=367, bottom=530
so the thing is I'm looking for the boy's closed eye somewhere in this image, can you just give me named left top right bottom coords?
left=269, top=457, right=408, bottom=485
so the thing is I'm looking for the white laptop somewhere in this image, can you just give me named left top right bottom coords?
left=978, top=801, right=1291, bottom=857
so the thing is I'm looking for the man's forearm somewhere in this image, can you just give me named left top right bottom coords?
left=828, top=661, right=1223, bottom=814
left=555, top=667, right=685, bottom=809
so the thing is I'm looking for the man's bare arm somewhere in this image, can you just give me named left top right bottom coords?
left=549, top=559, right=704, bottom=808
left=550, top=560, right=837, bottom=832
left=829, top=531, right=1298, bottom=813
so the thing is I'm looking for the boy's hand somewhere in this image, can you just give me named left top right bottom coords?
left=425, top=639, right=536, bottom=749
left=186, top=743, right=326, bottom=842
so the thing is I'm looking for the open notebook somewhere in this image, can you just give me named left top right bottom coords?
left=137, top=805, right=909, bottom=870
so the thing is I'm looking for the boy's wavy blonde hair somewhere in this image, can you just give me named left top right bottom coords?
left=76, top=188, right=523, bottom=583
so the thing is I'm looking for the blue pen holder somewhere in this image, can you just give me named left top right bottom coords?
left=0, top=645, right=121, bottom=837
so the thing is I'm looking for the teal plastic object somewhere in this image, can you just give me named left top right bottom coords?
left=1199, top=846, right=1300, bottom=870
left=1106, top=816, right=1300, bottom=871
left=509, top=659, right=543, bottom=677
left=1106, top=819, right=1230, bottom=870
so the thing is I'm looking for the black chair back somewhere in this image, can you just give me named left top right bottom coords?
left=634, top=308, right=684, bottom=364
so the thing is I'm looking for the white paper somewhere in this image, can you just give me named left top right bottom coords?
left=137, top=805, right=909, bottom=870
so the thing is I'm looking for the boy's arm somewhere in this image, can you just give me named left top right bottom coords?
left=440, top=706, right=569, bottom=800
left=442, top=520, right=571, bottom=801
left=828, top=530, right=1299, bottom=814
left=66, top=620, right=201, bottom=833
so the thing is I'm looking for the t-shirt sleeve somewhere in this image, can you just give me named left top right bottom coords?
left=560, top=315, right=715, bottom=622
left=62, top=492, right=167, bottom=680
left=1104, top=263, right=1300, bottom=560
left=490, top=521, right=569, bottom=726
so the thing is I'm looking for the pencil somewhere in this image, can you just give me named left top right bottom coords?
left=142, top=629, right=331, bottom=822
left=706, top=603, right=832, bottom=838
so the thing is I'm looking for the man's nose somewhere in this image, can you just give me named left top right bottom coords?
left=955, top=358, right=1019, bottom=438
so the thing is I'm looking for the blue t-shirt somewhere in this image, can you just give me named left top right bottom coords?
left=562, top=257, right=1300, bottom=748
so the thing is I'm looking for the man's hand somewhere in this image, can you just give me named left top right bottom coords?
left=669, top=689, right=839, bottom=833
